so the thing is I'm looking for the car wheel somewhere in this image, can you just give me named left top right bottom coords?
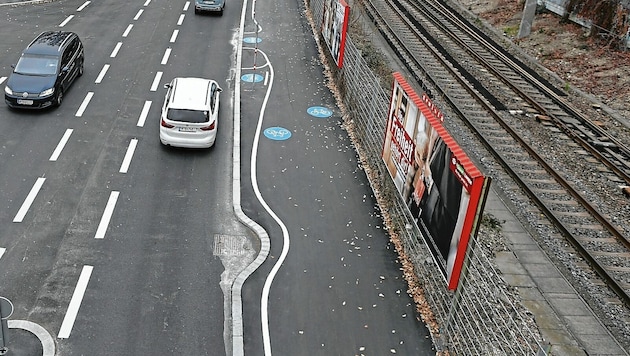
left=195, top=8, right=199, bottom=14
left=55, top=91, right=63, bottom=107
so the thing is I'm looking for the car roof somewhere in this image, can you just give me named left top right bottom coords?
left=169, top=77, right=215, bottom=110
left=23, top=31, right=77, bottom=56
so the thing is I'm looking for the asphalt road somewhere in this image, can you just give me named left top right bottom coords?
left=0, top=0, right=249, bottom=355
left=0, top=0, right=435, bottom=355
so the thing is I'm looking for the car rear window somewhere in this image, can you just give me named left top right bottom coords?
left=15, top=55, right=58, bottom=76
left=167, top=108, right=209, bottom=123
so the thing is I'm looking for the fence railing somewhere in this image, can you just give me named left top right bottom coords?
left=306, top=0, right=547, bottom=354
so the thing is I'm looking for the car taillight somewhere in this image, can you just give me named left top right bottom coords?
left=161, top=119, right=174, bottom=128
left=200, top=121, right=215, bottom=131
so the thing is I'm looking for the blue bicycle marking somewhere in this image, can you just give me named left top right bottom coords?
left=263, top=127, right=292, bottom=141
left=243, top=37, right=262, bottom=44
left=307, top=106, right=333, bottom=118
left=241, top=73, right=264, bottom=83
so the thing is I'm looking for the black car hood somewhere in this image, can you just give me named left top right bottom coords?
left=6, top=72, right=56, bottom=94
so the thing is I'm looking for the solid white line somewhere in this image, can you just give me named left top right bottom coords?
left=161, top=48, right=171, bottom=65
left=150, top=72, right=163, bottom=92
left=75, top=92, right=94, bottom=117
left=120, top=139, right=138, bottom=173
left=77, top=1, right=90, bottom=11
left=122, top=24, right=133, bottom=37
left=170, top=30, right=179, bottom=43
left=13, top=177, right=46, bottom=222
left=50, top=129, right=73, bottom=161
left=0, top=247, right=5, bottom=259
left=134, top=9, right=144, bottom=20
left=59, top=15, right=74, bottom=27
left=13, top=177, right=46, bottom=223
left=177, top=14, right=185, bottom=25
left=183, top=1, right=189, bottom=11
left=95, top=64, right=109, bottom=84
left=252, top=49, right=286, bottom=356
left=58, top=265, right=93, bottom=339
left=94, top=191, right=119, bottom=239
left=110, top=42, right=122, bottom=58
left=137, top=100, right=152, bottom=127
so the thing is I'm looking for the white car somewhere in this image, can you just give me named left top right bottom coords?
left=160, top=77, right=222, bottom=148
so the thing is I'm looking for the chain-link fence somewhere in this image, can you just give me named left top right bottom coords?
left=307, top=0, right=547, bottom=354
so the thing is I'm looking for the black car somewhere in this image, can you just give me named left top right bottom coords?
left=4, top=31, right=84, bottom=109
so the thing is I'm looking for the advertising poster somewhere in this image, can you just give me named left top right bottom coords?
left=321, top=0, right=350, bottom=68
left=382, top=73, right=491, bottom=290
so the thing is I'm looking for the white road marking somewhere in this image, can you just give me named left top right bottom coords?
left=143, top=0, right=151, bottom=6
left=58, top=265, right=93, bottom=338
left=122, top=24, right=133, bottom=37
left=161, top=48, right=171, bottom=65
left=0, top=248, right=5, bottom=260
left=170, top=29, right=179, bottom=43
left=183, top=1, right=190, bottom=11
left=251, top=49, right=286, bottom=356
left=50, top=129, right=73, bottom=161
left=134, top=9, right=144, bottom=20
left=120, top=139, right=138, bottom=173
left=0, top=77, right=6, bottom=84
left=177, top=14, right=185, bottom=25
left=13, top=177, right=46, bottom=223
left=94, top=191, right=119, bottom=239
left=95, top=64, right=110, bottom=84
left=59, top=15, right=74, bottom=27
left=137, top=100, right=152, bottom=127
left=150, top=71, right=163, bottom=92
left=75, top=92, right=94, bottom=117
left=110, top=42, right=123, bottom=58
left=77, top=1, right=90, bottom=11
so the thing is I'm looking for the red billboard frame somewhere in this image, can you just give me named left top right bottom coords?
left=321, top=0, right=350, bottom=68
left=382, top=73, right=490, bottom=290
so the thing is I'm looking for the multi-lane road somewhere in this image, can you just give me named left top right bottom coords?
left=0, top=0, right=434, bottom=355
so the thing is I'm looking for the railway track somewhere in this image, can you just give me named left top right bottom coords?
left=360, top=0, right=630, bottom=312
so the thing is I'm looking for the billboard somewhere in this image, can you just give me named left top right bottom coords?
left=382, top=73, right=491, bottom=290
left=321, top=0, right=350, bottom=68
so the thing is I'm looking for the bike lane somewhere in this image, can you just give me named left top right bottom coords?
left=235, top=0, right=435, bottom=354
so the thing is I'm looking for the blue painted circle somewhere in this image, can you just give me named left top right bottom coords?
left=243, top=37, right=262, bottom=44
left=263, top=127, right=292, bottom=141
left=241, top=73, right=264, bottom=83
left=307, top=106, right=333, bottom=118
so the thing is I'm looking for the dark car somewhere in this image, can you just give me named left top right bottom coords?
left=4, top=31, right=84, bottom=109
left=194, top=0, right=225, bottom=15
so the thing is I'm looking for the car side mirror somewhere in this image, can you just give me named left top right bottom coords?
left=217, top=87, right=222, bottom=92
left=164, top=83, right=171, bottom=89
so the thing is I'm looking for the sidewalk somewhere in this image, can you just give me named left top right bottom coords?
left=487, top=188, right=628, bottom=355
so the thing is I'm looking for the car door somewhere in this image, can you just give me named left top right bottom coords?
left=63, top=38, right=79, bottom=85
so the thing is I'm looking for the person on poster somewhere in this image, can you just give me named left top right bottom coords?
left=421, top=139, right=463, bottom=264
left=407, top=124, right=437, bottom=218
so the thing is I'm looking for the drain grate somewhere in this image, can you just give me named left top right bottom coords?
left=213, top=234, right=249, bottom=256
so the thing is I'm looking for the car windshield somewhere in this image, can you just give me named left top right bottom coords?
left=14, top=55, right=58, bottom=76
left=167, top=108, right=209, bottom=123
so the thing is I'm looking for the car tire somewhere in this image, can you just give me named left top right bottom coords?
left=55, top=91, right=63, bottom=107
left=195, top=8, right=199, bottom=14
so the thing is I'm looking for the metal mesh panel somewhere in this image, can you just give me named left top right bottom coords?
left=306, top=0, right=547, bottom=353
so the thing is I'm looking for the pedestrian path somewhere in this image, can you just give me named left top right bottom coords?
left=486, top=188, right=628, bottom=356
